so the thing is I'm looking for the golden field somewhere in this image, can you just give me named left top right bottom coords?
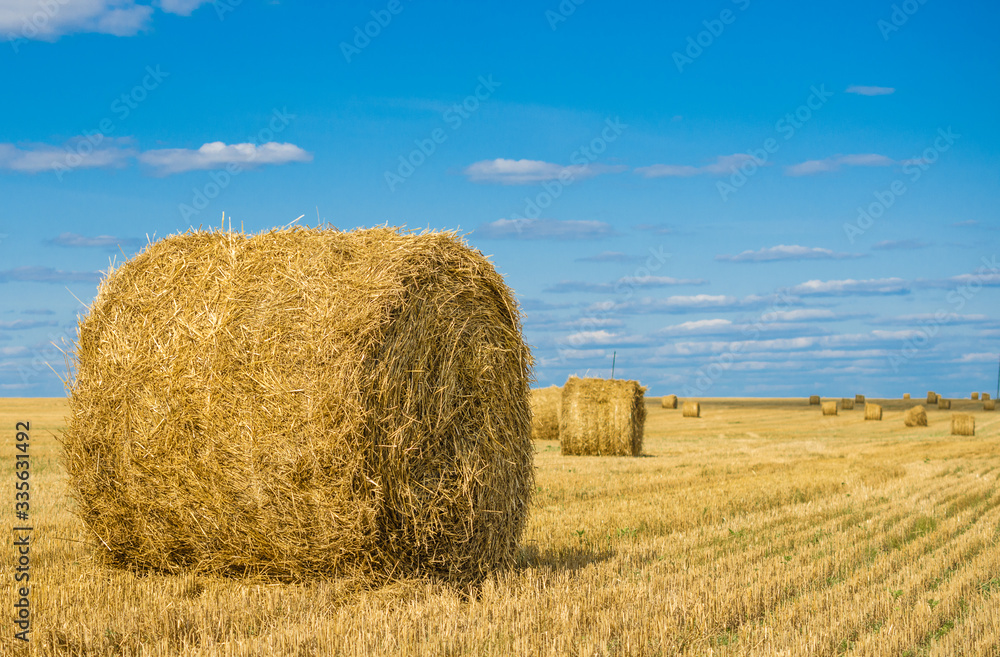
left=1, top=396, right=999, bottom=656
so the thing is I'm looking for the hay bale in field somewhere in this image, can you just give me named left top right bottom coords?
left=983, top=393, right=991, bottom=401
left=855, top=394, right=865, bottom=404
left=682, top=401, right=701, bottom=418
left=822, top=401, right=838, bottom=416
left=938, top=398, right=952, bottom=410
left=971, top=392, right=980, bottom=400
left=951, top=414, right=975, bottom=436
left=559, top=376, right=646, bottom=457
left=661, top=394, right=678, bottom=409
left=63, top=226, right=534, bottom=584
left=926, top=391, right=938, bottom=404
left=985, top=399, right=996, bottom=411
left=841, top=398, right=855, bottom=410
left=530, top=386, right=561, bottom=441
left=903, top=393, right=911, bottom=400
left=809, top=395, right=820, bottom=405
left=864, top=403, right=883, bottom=421
left=904, top=406, right=928, bottom=427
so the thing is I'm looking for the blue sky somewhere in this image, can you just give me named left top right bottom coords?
left=1, top=0, right=998, bottom=398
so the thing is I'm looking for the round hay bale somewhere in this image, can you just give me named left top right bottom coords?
left=809, top=395, right=821, bottom=405
left=951, top=414, right=975, bottom=436
left=926, top=391, right=938, bottom=404
left=864, top=403, right=883, bottom=421
left=985, top=399, right=996, bottom=411
left=903, top=393, right=911, bottom=400
left=530, top=386, right=561, bottom=441
left=559, top=377, right=646, bottom=456
left=904, top=405, right=928, bottom=427
left=971, top=392, right=980, bottom=400
left=938, top=398, right=952, bottom=410
left=841, top=398, right=855, bottom=410
left=682, top=401, right=701, bottom=418
left=821, top=401, right=838, bottom=416
left=63, top=226, right=534, bottom=583
left=855, top=394, right=865, bottom=404
left=661, top=394, right=678, bottom=409
left=983, top=393, right=991, bottom=401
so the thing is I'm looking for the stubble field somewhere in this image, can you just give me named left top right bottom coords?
left=1, top=396, right=998, bottom=656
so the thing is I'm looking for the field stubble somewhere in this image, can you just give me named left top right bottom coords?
left=1, top=397, right=999, bottom=656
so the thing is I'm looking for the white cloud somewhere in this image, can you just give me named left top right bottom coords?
left=0, top=0, right=155, bottom=41
left=0, top=140, right=134, bottom=173
left=476, top=218, right=615, bottom=240
left=156, top=0, right=212, bottom=16
left=717, top=244, right=864, bottom=262
left=785, top=153, right=897, bottom=176
left=47, top=232, right=140, bottom=249
left=463, top=158, right=623, bottom=185
left=958, top=352, right=997, bottom=363
left=138, top=142, right=312, bottom=175
left=846, top=85, right=896, bottom=96
left=657, top=319, right=734, bottom=335
left=789, top=278, right=910, bottom=296
left=635, top=153, right=761, bottom=178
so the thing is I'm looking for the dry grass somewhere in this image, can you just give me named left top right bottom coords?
left=661, top=394, right=678, bottom=409
left=864, top=403, right=883, bottom=421
left=809, top=395, right=820, bottom=405
left=822, top=401, right=838, bottom=416
left=951, top=414, right=976, bottom=436
left=61, top=226, right=533, bottom=585
left=5, top=397, right=1000, bottom=656
left=531, top=386, right=562, bottom=441
left=905, top=405, right=929, bottom=427
left=559, top=377, right=645, bottom=457
left=841, top=398, right=855, bottom=410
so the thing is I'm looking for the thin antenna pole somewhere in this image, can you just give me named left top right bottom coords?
left=611, top=351, right=616, bottom=379
left=996, top=353, right=999, bottom=400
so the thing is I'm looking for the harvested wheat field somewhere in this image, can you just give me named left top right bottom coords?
left=3, top=396, right=1000, bottom=656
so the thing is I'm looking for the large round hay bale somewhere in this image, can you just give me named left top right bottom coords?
left=809, top=395, right=820, bottom=405
left=530, top=385, right=561, bottom=441
left=841, top=398, right=855, bottom=410
left=661, top=394, right=678, bottom=409
left=985, top=399, right=996, bottom=411
left=951, top=414, right=975, bottom=436
left=559, top=377, right=645, bottom=456
left=926, top=391, right=938, bottom=404
left=855, top=394, right=865, bottom=404
left=864, top=403, right=882, bottom=421
left=682, top=401, right=701, bottom=418
left=938, top=398, right=952, bottom=410
left=904, top=405, right=928, bottom=427
left=971, top=392, right=980, bottom=400
left=63, top=227, right=534, bottom=583
left=821, top=401, right=838, bottom=416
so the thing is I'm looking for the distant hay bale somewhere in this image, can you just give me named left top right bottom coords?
left=855, top=394, right=865, bottom=404
left=809, top=395, right=820, bottom=405
left=904, top=405, right=928, bottom=427
left=951, top=414, right=975, bottom=436
left=971, top=392, right=980, bottom=400
left=926, top=391, right=938, bottom=404
left=530, top=386, right=561, bottom=441
left=63, top=226, right=534, bottom=584
left=822, top=401, right=838, bottom=416
left=983, top=393, right=991, bottom=401
left=903, top=393, right=911, bottom=400
left=985, top=399, right=996, bottom=411
left=559, top=377, right=646, bottom=457
left=864, top=403, right=883, bottom=421
left=661, top=394, right=678, bottom=409
left=938, top=398, right=952, bottom=410
left=682, top=401, right=701, bottom=418
left=841, top=398, right=855, bottom=410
